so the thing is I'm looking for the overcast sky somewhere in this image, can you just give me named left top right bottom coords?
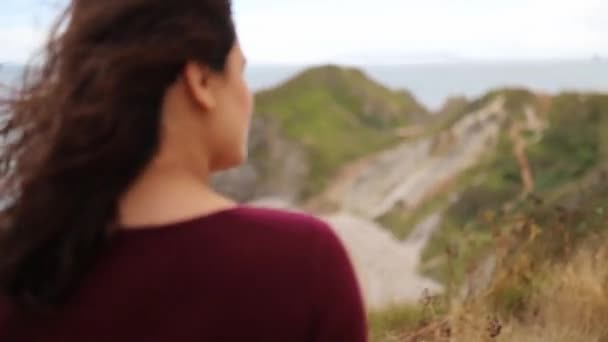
left=1, top=0, right=607, bottom=64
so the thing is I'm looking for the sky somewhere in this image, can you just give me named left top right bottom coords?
left=1, top=0, right=607, bottom=65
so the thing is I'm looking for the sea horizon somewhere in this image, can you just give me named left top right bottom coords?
left=3, top=59, right=608, bottom=111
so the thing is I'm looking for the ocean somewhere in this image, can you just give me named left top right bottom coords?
left=3, top=60, right=608, bottom=111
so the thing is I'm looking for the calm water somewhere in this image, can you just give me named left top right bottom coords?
left=3, top=60, right=608, bottom=111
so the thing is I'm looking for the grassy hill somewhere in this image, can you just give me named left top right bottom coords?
left=421, top=91, right=608, bottom=282
left=369, top=87, right=608, bottom=289
left=251, top=65, right=428, bottom=198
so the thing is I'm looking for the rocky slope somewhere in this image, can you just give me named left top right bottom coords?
left=324, top=96, right=507, bottom=219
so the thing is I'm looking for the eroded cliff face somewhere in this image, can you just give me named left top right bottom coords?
left=321, top=97, right=507, bottom=219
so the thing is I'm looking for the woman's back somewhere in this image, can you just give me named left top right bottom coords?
left=0, top=207, right=367, bottom=341
left=0, top=0, right=368, bottom=340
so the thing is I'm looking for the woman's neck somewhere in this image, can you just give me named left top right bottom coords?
left=118, top=161, right=235, bottom=229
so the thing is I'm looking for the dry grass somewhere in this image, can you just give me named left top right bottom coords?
left=442, top=242, right=608, bottom=342
left=372, top=202, right=608, bottom=342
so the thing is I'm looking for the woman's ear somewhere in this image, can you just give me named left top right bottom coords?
left=183, top=61, right=217, bottom=111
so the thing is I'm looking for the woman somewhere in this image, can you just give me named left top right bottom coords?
left=0, top=0, right=367, bottom=341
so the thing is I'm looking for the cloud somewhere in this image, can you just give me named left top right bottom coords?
left=1, top=0, right=607, bottom=64
left=0, top=0, right=56, bottom=63
left=235, top=0, right=608, bottom=63
left=0, top=26, right=45, bottom=63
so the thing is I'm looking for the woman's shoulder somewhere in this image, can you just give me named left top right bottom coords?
left=225, top=205, right=339, bottom=243
left=116, top=205, right=339, bottom=249
left=228, top=206, right=349, bottom=264
left=229, top=205, right=329, bottom=228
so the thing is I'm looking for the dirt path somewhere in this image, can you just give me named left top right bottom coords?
left=325, top=212, right=443, bottom=309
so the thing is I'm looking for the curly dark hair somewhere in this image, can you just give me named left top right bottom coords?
left=0, top=0, right=236, bottom=310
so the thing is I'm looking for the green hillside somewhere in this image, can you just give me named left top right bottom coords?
left=253, top=65, right=428, bottom=198
left=372, top=91, right=608, bottom=342
left=423, top=91, right=608, bottom=285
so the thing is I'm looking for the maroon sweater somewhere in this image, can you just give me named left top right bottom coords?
left=0, top=206, right=367, bottom=341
